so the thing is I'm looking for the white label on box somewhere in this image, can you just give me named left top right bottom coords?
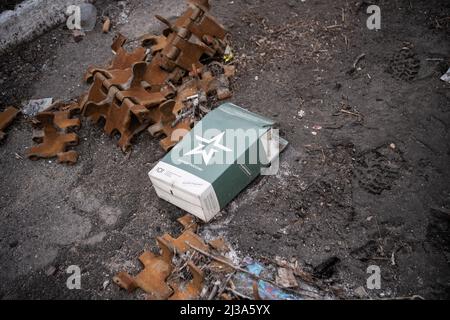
left=149, top=162, right=221, bottom=222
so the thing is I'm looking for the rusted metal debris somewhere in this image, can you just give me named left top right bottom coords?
left=82, top=0, right=232, bottom=152
left=114, top=214, right=210, bottom=300
left=27, top=101, right=82, bottom=165
left=159, top=230, right=209, bottom=255
left=0, top=107, right=20, bottom=141
left=113, top=214, right=328, bottom=300
left=26, top=0, right=233, bottom=164
left=113, top=237, right=174, bottom=300
left=177, top=214, right=198, bottom=233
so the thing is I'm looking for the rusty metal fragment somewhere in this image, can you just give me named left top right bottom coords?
left=84, top=33, right=147, bottom=83
left=141, top=34, right=168, bottom=54
left=113, top=238, right=174, bottom=300
left=0, top=107, right=20, bottom=140
left=159, top=230, right=209, bottom=255
left=84, top=95, right=150, bottom=152
left=159, top=26, right=216, bottom=71
left=114, top=214, right=253, bottom=300
left=148, top=80, right=199, bottom=150
left=177, top=214, right=198, bottom=233
left=114, top=216, right=208, bottom=300
left=57, top=150, right=79, bottom=164
left=110, top=34, right=148, bottom=71
left=27, top=108, right=80, bottom=164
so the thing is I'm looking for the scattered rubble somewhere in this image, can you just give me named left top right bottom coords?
left=113, top=214, right=337, bottom=300
left=113, top=215, right=199, bottom=300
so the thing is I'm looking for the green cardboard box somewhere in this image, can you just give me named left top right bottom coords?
left=149, top=103, right=287, bottom=222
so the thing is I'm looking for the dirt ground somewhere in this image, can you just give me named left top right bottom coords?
left=0, top=0, right=449, bottom=300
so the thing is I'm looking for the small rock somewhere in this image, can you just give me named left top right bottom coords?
left=102, top=280, right=110, bottom=290
left=324, top=245, right=331, bottom=252
left=298, top=109, right=306, bottom=119
left=22, top=98, right=53, bottom=117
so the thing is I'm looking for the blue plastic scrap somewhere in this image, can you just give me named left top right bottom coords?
left=233, top=262, right=303, bottom=300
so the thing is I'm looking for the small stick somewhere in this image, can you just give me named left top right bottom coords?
left=14, top=153, right=24, bottom=160
left=326, top=25, right=342, bottom=30
left=273, top=20, right=304, bottom=35
left=186, top=242, right=261, bottom=278
left=207, top=281, right=221, bottom=300
left=227, top=288, right=252, bottom=300
left=340, top=109, right=360, bottom=117
left=353, top=53, right=366, bottom=68
left=217, top=272, right=236, bottom=297
left=348, top=53, right=366, bottom=74
left=430, top=206, right=450, bottom=215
